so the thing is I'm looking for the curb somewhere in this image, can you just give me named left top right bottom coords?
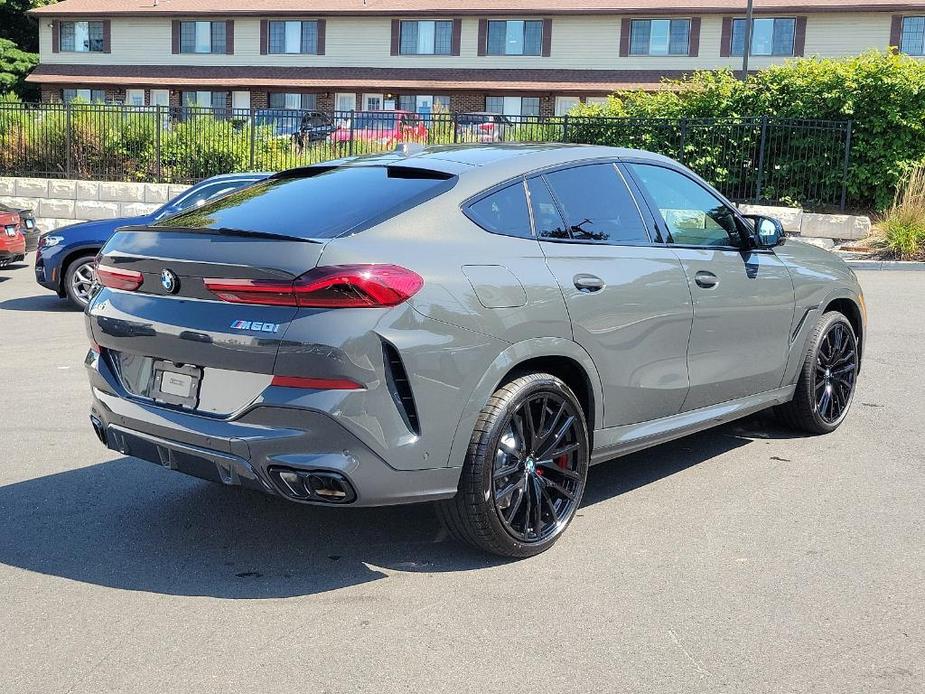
left=846, top=260, right=925, bottom=271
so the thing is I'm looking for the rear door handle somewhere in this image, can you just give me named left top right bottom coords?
left=573, top=274, right=605, bottom=293
left=694, top=270, right=719, bottom=289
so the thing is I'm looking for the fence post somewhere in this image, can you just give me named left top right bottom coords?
left=348, top=110, right=355, bottom=156
left=840, top=120, right=853, bottom=213
left=65, top=102, right=72, bottom=179
left=678, top=118, right=688, bottom=164
left=155, top=106, right=162, bottom=183
left=452, top=111, right=459, bottom=143
left=754, top=115, right=769, bottom=204
left=562, top=114, right=569, bottom=142
left=249, top=107, right=256, bottom=171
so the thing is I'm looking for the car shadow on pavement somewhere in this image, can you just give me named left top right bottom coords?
left=0, top=413, right=795, bottom=599
left=0, top=294, right=75, bottom=312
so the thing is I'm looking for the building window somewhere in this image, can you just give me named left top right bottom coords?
left=901, top=16, right=925, bottom=55
left=486, top=96, right=540, bottom=117
left=486, top=20, right=543, bottom=56
left=125, top=89, right=145, bottom=106
left=269, top=93, right=318, bottom=110
left=60, top=21, right=104, bottom=52
left=268, top=20, right=318, bottom=54
left=62, top=88, right=106, bottom=103
left=731, top=17, right=795, bottom=56
left=182, top=91, right=229, bottom=110
left=398, top=95, right=450, bottom=114
left=180, top=21, right=226, bottom=54
left=630, top=19, right=691, bottom=56
left=399, top=20, right=453, bottom=55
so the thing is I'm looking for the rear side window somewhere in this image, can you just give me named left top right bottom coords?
left=543, top=163, right=650, bottom=244
left=465, top=182, right=533, bottom=239
left=155, top=166, right=455, bottom=240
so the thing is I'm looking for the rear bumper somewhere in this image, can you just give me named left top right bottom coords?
left=86, top=350, right=461, bottom=507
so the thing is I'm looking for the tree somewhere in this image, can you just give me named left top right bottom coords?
left=0, top=1, right=55, bottom=96
left=0, top=37, right=37, bottom=93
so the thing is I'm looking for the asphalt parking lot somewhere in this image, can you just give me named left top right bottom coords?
left=0, top=262, right=921, bottom=693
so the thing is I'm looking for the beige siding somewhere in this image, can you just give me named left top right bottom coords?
left=38, top=13, right=900, bottom=71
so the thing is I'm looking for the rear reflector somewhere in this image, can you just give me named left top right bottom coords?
left=271, top=375, right=364, bottom=390
left=97, top=263, right=143, bottom=292
left=204, top=264, right=423, bottom=308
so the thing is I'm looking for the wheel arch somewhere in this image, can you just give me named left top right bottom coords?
left=445, top=337, right=604, bottom=469
left=57, top=245, right=102, bottom=294
left=823, top=296, right=864, bottom=368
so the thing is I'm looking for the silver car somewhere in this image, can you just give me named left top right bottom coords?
left=85, top=144, right=865, bottom=557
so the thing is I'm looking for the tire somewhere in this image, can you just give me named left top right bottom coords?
left=437, top=373, right=590, bottom=558
left=64, top=253, right=97, bottom=309
left=775, top=311, right=859, bottom=434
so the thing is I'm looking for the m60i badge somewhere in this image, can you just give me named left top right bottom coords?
left=230, top=320, right=281, bottom=333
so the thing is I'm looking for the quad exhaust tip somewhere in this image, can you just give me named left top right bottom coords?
left=268, top=467, right=357, bottom=504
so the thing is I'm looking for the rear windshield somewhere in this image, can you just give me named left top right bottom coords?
left=153, top=165, right=456, bottom=240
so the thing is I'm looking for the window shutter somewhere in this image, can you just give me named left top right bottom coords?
left=890, top=15, right=903, bottom=51
left=391, top=19, right=400, bottom=56
left=102, top=20, right=111, bottom=53
left=719, top=17, right=732, bottom=57
left=172, top=20, right=180, bottom=54
left=317, top=19, right=326, bottom=55
left=793, top=16, right=806, bottom=57
left=688, top=17, right=700, bottom=57
left=619, top=18, right=630, bottom=57
left=225, top=20, right=234, bottom=54
left=260, top=19, right=268, bottom=55
left=52, top=20, right=60, bottom=53
left=477, top=19, right=487, bottom=56
left=451, top=18, right=462, bottom=56
left=541, top=18, right=552, bottom=56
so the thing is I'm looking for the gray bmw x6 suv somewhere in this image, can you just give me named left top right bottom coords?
left=85, top=144, right=865, bottom=557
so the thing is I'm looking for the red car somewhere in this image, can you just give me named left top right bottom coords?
left=330, top=110, right=428, bottom=145
left=0, top=210, right=26, bottom=268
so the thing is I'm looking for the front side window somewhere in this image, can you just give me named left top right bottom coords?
left=487, top=20, right=543, bottom=56
left=630, top=19, right=691, bottom=56
left=541, top=164, right=649, bottom=244
left=60, top=21, right=104, bottom=52
left=180, top=21, right=226, bottom=54
left=268, top=20, right=318, bottom=54
left=465, top=182, right=532, bottom=239
left=485, top=96, right=540, bottom=117
left=731, top=17, right=795, bottom=56
left=901, top=16, right=925, bottom=55
left=629, top=164, right=743, bottom=247
left=62, top=88, right=106, bottom=103
left=268, top=93, right=317, bottom=110
left=400, top=20, right=453, bottom=55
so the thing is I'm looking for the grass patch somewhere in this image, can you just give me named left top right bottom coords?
left=878, top=163, right=925, bottom=260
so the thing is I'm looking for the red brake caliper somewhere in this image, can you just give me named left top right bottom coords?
left=555, top=454, right=568, bottom=470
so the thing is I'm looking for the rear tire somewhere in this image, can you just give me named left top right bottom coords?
left=437, top=373, right=590, bottom=558
left=64, top=254, right=97, bottom=309
left=775, top=311, right=858, bottom=434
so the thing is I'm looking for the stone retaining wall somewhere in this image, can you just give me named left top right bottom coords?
left=0, top=177, right=190, bottom=231
left=1, top=176, right=871, bottom=242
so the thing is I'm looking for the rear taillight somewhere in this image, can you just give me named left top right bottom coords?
left=271, top=375, right=364, bottom=390
left=204, top=265, right=423, bottom=308
left=96, top=263, right=143, bottom=292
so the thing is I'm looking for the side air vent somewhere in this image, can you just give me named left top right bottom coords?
left=382, top=342, right=420, bottom=435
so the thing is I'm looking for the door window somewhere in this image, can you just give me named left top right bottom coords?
left=526, top=177, right=568, bottom=240
left=629, top=164, right=744, bottom=248
left=541, top=164, right=649, bottom=244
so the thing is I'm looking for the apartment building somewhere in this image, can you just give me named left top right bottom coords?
left=26, top=1, right=925, bottom=116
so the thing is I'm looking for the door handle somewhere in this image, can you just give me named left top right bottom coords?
left=573, top=274, right=605, bottom=293
left=694, top=270, right=719, bottom=289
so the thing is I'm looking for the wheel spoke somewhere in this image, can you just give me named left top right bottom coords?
left=496, top=481, right=520, bottom=503
left=531, top=477, right=543, bottom=536
left=537, top=460, right=581, bottom=481
left=494, top=461, right=521, bottom=480
left=541, top=476, right=575, bottom=501
left=548, top=441, right=580, bottom=459
left=505, top=488, right=525, bottom=523
left=535, top=415, right=575, bottom=459
left=540, top=485, right=560, bottom=524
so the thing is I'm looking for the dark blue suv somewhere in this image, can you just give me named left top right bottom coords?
left=35, top=172, right=269, bottom=307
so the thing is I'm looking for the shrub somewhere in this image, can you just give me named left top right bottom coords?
left=879, top=162, right=925, bottom=259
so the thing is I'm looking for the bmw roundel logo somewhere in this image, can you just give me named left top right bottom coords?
left=160, top=269, right=179, bottom=294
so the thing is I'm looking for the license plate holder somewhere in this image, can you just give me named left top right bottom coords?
left=152, top=360, right=202, bottom=408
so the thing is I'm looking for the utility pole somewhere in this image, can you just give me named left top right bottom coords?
left=741, top=0, right=754, bottom=80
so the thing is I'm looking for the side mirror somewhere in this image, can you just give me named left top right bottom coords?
left=744, top=215, right=784, bottom=248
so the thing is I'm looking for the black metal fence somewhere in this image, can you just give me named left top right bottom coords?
left=0, top=102, right=852, bottom=211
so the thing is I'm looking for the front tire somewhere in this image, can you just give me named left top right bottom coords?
left=438, top=373, right=590, bottom=558
left=64, top=253, right=97, bottom=309
left=776, top=311, right=858, bottom=434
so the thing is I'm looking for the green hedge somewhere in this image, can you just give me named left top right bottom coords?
left=570, top=51, right=925, bottom=211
